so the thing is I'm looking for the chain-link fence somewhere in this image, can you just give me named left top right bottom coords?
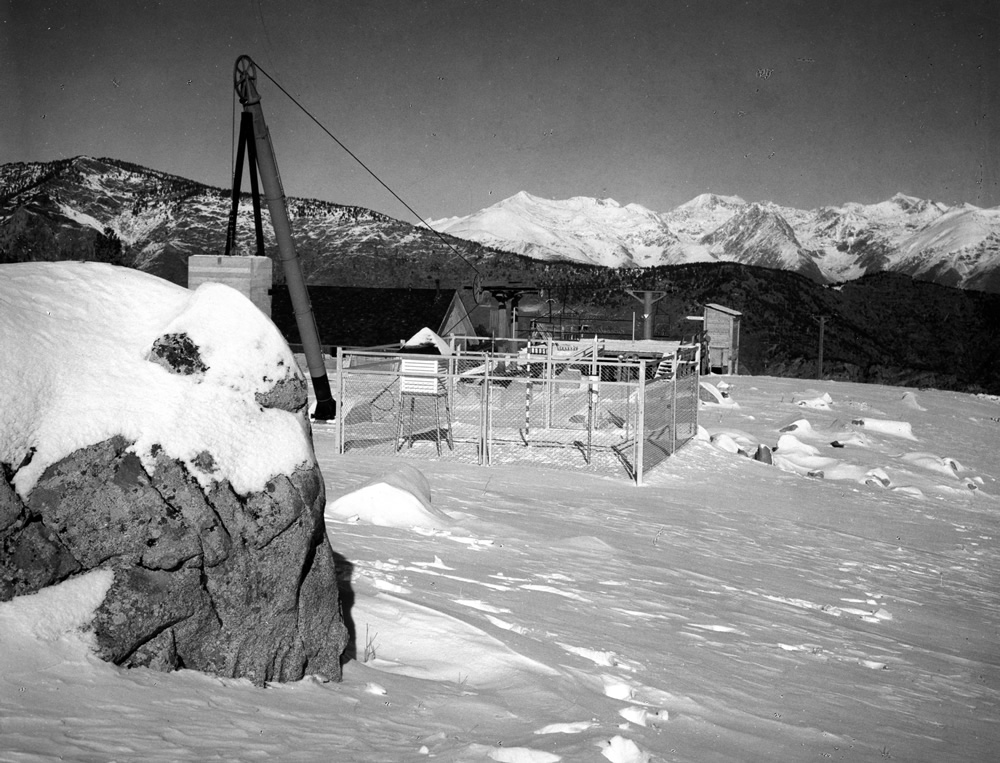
left=335, top=344, right=700, bottom=484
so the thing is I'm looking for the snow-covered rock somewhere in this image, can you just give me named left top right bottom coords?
left=0, top=262, right=348, bottom=684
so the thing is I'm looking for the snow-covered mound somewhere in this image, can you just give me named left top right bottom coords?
left=0, top=261, right=312, bottom=496
left=326, top=464, right=453, bottom=529
left=401, top=326, right=452, bottom=355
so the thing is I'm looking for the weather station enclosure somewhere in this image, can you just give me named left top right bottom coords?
left=188, top=255, right=273, bottom=317
left=704, top=303, right=741, bottom=375
left=334, top=340, right=700, bottom=485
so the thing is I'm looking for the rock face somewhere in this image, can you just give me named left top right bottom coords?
left=0, top=285, right=349, bottom=684
left=1, top=400, right=348, bottom=683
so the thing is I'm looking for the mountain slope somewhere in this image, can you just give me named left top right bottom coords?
left=0, top=156, right=537, bottom=288
left=700, top=202, right=825, bottom=282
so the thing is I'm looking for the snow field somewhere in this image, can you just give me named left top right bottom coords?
left=1, top=375, right=998, bottom=761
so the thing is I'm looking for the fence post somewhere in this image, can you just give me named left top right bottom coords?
left=693, top=347, right=700, bottom=436
left=546, top=337, right=554, bottom=430
left=448, top=353, right=455, bottom=415
left=482, top=355, right=491, bottom=466
left=336, top=346, right=344, bottom=454
left=671, top=356, right=678, bottom=455
left=636, top=359, right=646, bottom=486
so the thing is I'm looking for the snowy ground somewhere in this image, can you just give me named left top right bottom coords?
left=2, top=376, right=999, bottom=762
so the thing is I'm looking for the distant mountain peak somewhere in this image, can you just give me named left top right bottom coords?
left=679, top=192, right=747, bottom=210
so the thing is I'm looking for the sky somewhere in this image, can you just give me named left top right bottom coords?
left=3, top=0, right=998, bottom=221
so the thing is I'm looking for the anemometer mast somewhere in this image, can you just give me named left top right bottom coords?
left=232, top=55, right=335, bottom=420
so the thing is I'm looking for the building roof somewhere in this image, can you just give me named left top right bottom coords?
left=705, top=303, right=742, bottom=317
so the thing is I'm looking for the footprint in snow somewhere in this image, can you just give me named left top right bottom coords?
left=484, top=614, right=529, bottom=634
left=486, top=746, right=562, bottom=762
left=412, top=526, right=496, bottom=549
left=557, top=642, right=620, bottom=667
left=456, top=599, right=510, bottom=614
left=519, top=584, right=589, bottom=601
left=411, top=555, right=454, bottom=570
left=372, top=578, right=411, bottom=595
left=685, top=623, right=746, bottom=636
left=534, top=720, right=597, bottom=734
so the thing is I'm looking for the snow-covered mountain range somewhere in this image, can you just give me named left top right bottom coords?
left=428, top=190, right=1000, bottom=292
left=2, top=156, right=1000, bottom=294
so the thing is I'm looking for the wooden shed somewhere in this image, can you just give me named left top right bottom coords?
left=703, top=303, right=741, bottom=375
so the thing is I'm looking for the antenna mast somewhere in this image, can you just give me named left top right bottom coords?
left=232, top=55, right=336, bottom=420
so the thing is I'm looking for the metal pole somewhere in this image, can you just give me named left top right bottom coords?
left=671, top=358, right=678, bottom=455
left=336, top=346, right=344, bottom=453
left=636, top=360, right=646, bottom=486
left=523, top=380, right=532, bottom=442
left=545, top=337, right=553, bottom=430
left=643, top=292, right=653, bottom=340
left=626, top=290, right=666, bottom=342
left=818, top=315, right=826, bottom=379
left=234, top=55, right=336, bottom=420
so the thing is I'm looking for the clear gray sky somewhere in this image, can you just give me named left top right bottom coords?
left=3, top=0, right=998, bottom=220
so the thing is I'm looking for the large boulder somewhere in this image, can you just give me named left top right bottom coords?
left=0, top=262, right=348, bottom=683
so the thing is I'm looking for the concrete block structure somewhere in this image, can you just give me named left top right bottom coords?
left=188, top=255, right=273, bottom=317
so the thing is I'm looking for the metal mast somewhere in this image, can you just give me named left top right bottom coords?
left=233, top=55, right=336, bottom=420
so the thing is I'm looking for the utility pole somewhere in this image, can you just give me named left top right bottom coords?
left=817, top=315, right=826, bottom=379
left=625, top=290, right=667, bottom=340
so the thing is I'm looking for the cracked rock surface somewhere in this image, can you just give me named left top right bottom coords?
left=1, top=432, right=347, bottom=684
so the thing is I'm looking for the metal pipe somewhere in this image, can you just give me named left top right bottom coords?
left=234, top=55, right=335, bottom=419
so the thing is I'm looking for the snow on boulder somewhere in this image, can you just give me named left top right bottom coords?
left=401, top=327, right=452, bottom=355
left=796, top=392, right=833, bottom=410
left=699, top=381, right=737, bottom=406
left=901, top=452, right=964, bottom=479
left=326, top=464, right=452, bottom=529
left=0, top=262, right=348, bottom=684
left=775, top=434, right=821, bottom=457
left=851, top=417, right=917, bottom=440
left=709, top=433, right=744, bottom=454
left=778, top=418, right=818, bottom=436
left=771, top=434, right=841, bottom=477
